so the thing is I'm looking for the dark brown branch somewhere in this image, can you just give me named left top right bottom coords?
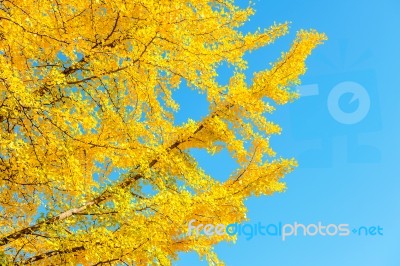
left=0, top=121, right=204, bottom=247
left=19, top=246, right=85, bottom=265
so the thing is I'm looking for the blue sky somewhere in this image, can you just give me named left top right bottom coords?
left=175, top=0, right=400, bottom=265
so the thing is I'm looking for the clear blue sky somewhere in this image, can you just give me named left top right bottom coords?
left=174, top=0, right=400, bottom=265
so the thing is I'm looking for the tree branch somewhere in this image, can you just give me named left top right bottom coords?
left=0, top=117, right=207, bottom=246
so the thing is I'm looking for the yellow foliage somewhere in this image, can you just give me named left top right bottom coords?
left=0, top=0, right=325, bottom=264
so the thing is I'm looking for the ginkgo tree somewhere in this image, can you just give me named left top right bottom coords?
left=0, top=0, right=326, bottom=265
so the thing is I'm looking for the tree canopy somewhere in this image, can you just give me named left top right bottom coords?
left=0, top=0, right=326, bottom=264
